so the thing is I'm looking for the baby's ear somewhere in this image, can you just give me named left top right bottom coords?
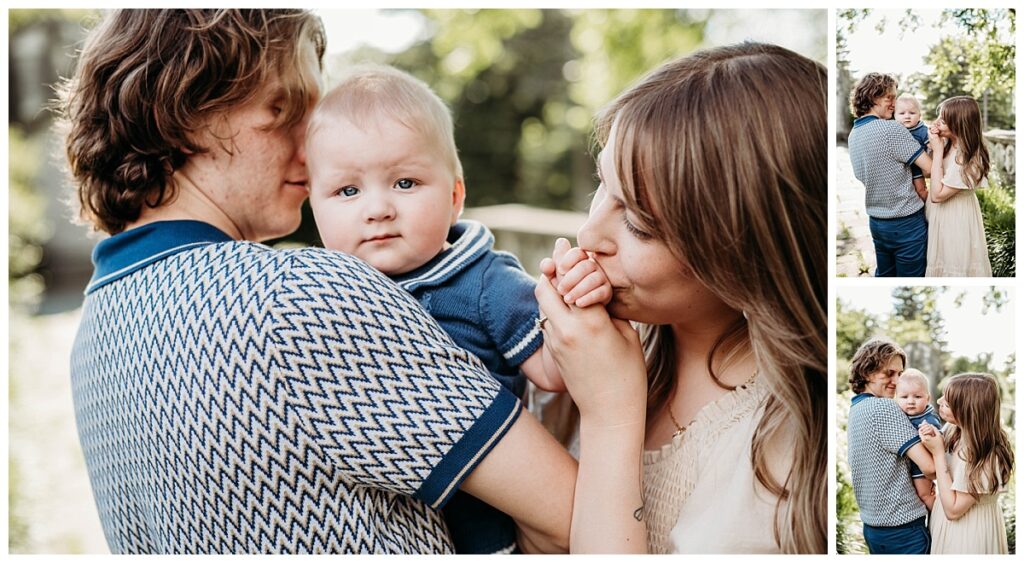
left=451, top=178, right=466, bottom=224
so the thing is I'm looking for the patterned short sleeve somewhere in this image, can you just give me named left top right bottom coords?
left=479, top=252, right=543, bottom=367
left=871, top=400, right=921, bottom=456
left=273, top=249, right=521, bottom=509
left=887, top=123, right=926, bottom=166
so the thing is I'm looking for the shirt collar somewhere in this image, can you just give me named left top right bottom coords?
left=392, top=220, right=493, bottom=292
left=908, top=403, right=936, bottom=421
left=852, top=115, right=881, bottom=129
left=86, top=220, right=233, bottom=295
left=851, top=392, right=876, bottom=406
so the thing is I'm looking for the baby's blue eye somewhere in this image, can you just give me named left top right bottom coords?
left=339, top=186, right=359, bottom=197
left=395, top=178, right=415, bottom=190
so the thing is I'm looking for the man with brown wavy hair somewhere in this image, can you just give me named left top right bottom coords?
left=847, top=73, right=935, bottom=277
left=59, top=9, right=584, bottom=554
left=846, top=337, right=935, bottom=554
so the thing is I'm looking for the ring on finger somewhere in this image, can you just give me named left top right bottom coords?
left=535, top=314, right=548, bottom=330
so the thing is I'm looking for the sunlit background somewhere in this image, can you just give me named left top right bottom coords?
left=835, top=285, right=1016, bottom=554
left=8, top=8, right=825, bottom=553
left=838, top=286, right=1015, bottom=368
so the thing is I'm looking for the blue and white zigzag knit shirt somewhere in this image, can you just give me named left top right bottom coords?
left=70, top=220, right=520, bottom=553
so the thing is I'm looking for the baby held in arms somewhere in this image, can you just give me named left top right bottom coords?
left=895, top=369, right=943, bottom=510
left=304, top=64, right=610, bottom=554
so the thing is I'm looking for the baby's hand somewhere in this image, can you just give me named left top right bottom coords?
left=918, top=422, right=943, bottom=453
left=558, top=256, right=612, bottom=307
left=539, top=238, right=612, bottom=307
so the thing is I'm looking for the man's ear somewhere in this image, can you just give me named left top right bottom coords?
left=451, top=177, right=466, bottom=224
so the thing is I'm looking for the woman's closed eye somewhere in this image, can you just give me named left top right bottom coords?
left=622, top=214, right=653, bottom=240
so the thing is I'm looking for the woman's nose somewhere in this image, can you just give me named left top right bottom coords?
left=576, top=186, right=614, bottom=254
left=577, top=210, right=614, bottom=256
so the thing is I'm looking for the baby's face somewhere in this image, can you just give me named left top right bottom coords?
left=894, top=100, right=921, bottom=128
left=307, top=115, right=462, bottom=275
left=895, top=380, right=929, bottom=416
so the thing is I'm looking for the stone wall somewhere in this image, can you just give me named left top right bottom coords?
left=985, top=129, right=1015, bottom=188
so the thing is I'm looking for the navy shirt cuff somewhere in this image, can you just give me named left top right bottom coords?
left=898, top=435, right=922, bottom=457
left=415, top=388, right=522, bottom=509
left=907, top=145, right=926, bottom=167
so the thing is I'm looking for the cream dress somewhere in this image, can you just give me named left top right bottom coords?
left=642, top=377, right=793, bottom=553
left=929, top=449, right=1008, bottom=554
left=925, top=146, right=992, bottom=277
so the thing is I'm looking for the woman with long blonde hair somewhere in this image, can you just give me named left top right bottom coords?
left=919, top=373, right=1013, bottom=553
left=535, top=42, right=826, bottom=553
left=924, top=96, right=993, bottom=276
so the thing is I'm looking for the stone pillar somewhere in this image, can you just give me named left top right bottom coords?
left=984, top=129, right=1016, bottom=188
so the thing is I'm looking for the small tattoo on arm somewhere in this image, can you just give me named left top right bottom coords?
left=633, top=506, right=644, bottom=521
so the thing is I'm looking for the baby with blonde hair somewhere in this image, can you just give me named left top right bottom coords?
left=895, top=369, right=942, bottom=509
left=304, top=64, right=608, bottom=553
left=894, top=94, right=930, bottom=202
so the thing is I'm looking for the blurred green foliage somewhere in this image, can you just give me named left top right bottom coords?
left=910, top=36, right=1015, bottom=129
left=406, top=9, right=706, bottom=210
left=8, top=124, right=51, bottom=547
left=891, top=286, right=947, bottom=351
left=908, top=9, right=1015, bottom=129
left=838, top=9, right=1015, bottom=131
left=9, top=8, right=95, bottom=33
left=976, top=182, right=1016, bottom=277
left=287, top=9, right=714, bottom=245
left=8, top=127, right=53, bottom=310
left=835, top=391, right=864, bottom=554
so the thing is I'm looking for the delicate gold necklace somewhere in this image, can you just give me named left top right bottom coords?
left=667, top=370, right=759, bottom=438
left=667, top=408, right=689, bottom=438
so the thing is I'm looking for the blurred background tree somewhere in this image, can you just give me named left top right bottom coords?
left=837, top=8, right=1014, bottom=129
left=289, top=9, right=713, bottom=244
left=906, top=9, right=1015, bottom=129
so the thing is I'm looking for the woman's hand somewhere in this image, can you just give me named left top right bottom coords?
left=918, top=422, right=944, bottom=454
left=927, top=127, right=943, bottom=155
left=535, top=239, right=645, bottom=425
left=534, top=271, right=646, bottom=426
left=535, top=239, right=648, bottom=553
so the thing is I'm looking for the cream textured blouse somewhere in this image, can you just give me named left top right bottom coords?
left=641, top=377, right=792, bottom=553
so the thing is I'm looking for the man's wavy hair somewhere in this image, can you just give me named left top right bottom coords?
left=57, top=9, right=326, bottom=234
left=849, top=73, right=897, bottom=118
left=849, top=337, right=906, bottom=394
